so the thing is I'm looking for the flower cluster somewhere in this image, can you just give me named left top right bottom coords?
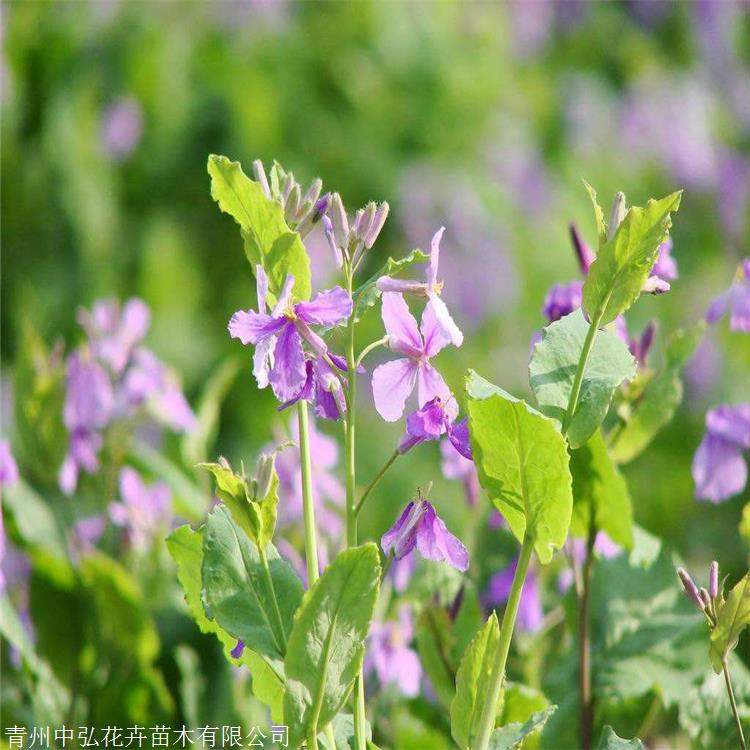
left=60, top=298, right=195, bottom=495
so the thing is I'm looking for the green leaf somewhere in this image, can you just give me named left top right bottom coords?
left=416, top=604, right=457, bottom=708
left=609, top=323, right=705, bottom=464
left=583, top=179, right=607, bottom=248
left=166, top=523, right=284, bottom=720
left=710, top=573, right=750, bottom=673
left=582, top=191, right=682, bottom=324
left=207, top=154, right=311, bottom=302
left=466, top=370, right=573, bottom=564
left=595, top=726, right=644, bottom=749
left=570, top=430, right=633, bottom=549
left=283, top=544, right=381, bottom=748
left=181, top=356, right=240, bottom=467
left=202, top=507, right=304, bottom=672
left=351, top=248, right=429, bottom=321
left=488, top=706, right=556, bottom=749
left=319, top=714, right=372, bottom=750
left=451, top=613, right=501, bottom=749
left=529, top=309, right=636, bottom=448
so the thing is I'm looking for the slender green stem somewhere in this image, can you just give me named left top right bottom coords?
left=356, top=336, right=388, bottom=370
left=324, top=725, right=337, bottom=750
left=723, top=660, right=747, bottom=750
left=355, top=450, right=400, bottom=518
left=307, top=729, right=319, bottom=750
left=578, top=523, right=597, bottom=750
left=258, top=545, right=288, bottom=652
left=473, top=536, right=535, bottom=750
left=297, top=400, right=320, bottom=586
left=561, top=307, right=604, bottom=436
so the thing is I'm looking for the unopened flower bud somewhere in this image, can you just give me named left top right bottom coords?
left=281, top=172, right=294, bottom=202
left=356, top=203, right=377, bottom=242
left=252, top=160, right=271, bottom=198
left=285, top=184, right=301, bottom=225
left=608, top=192, right=627, bottom=241
left=218, top=455, right=232, bottom=471
left=699, top=587, right=712, bottom=611
left=709, top=561, right=719, bottom=599
left=330, top=193, right=350, bottom=249
left=570, top=222, right=595, bottom=274
left=312, top=192, right=331, bottom=222
left=322, top=215, right=343, bottom=268
left=677, top=567, right=703, bottom=609
left=364, top=201, right=389, bottom=249
left=302, top=178, right=322, bottom=210
left=253, top=452, right=276, bottom=501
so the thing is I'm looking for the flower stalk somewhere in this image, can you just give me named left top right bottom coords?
left=297, top=400, right=320, bottom=586
left=723, top=660, right=747, bottom=750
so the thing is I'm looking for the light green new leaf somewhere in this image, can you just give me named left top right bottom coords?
left=466, top=370, right=573, bottom=564
left=199, top=462, right=261, bottom=544
left=351, top=248, right=429, bottom=321
left=529, top=309, right=636, bottom=448
left=488, top=706, right=556, bottom=750
left=570, top=430, right=633, bottom=549
left=583, top=179, right=607, bottom=248
left=710, top=573, right=750, bottom=673
left=451, top=613, right=500, bottom=749
left=202, top=507, right=304, bottom=672
left=207, top=154, right=311, bottom=302
left=582, top=191, right=681, bottom=324
left=166, top=523, right=284, bottom=720
left=609, top=322, right=704, bottom=464
left=284, top=544, right=381, bottom=748
left=595, top=726, right=644, bottom=749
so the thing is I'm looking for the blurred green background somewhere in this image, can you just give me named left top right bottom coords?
left=2, top=4, right=750, bottom=737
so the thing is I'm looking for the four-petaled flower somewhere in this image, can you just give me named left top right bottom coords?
left=381, top=498, right=468, bottom=571
left=377, top=226, right=463, bottom=346
left=693, top=403, right=750, bottom=503
left=229, top=267, right=352, bottom=402
left=372, top=293, right=454, bottom=422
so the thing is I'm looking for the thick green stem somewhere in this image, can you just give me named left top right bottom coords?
left=561, top=307, right=604, bottom=436
left=297, top=400, right=320, bottom=586
left=578, top=523, right=597, bottom=750
left=723, top=660, right=747, bottom=750
left=258, top=545, right=288, bottom=652
left=355, top=450, right=400, bottom=518
left=307, top=729, right=320, bottom=750
left=472, top=536, right=535, bottom=750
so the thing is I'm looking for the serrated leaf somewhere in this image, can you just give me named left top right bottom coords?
left=207, top=154, right=311, bottom=302
left=710, top=573, right=750, bottom=673
left=609, top=323, right=705, bottom=464
left=202, top=507, right=303, bottom=673
left=595, top=726, right=644, bottom=749
left=283, top=544, right=381, bottom=747
left=582, top=191, right=682, bottom=324
left=570, top=430, right=633, bottom=549
left=166, top=523, right=284, bottom=719
left=529, top=309, right=636, bottom=448
left=488, top=706, right=556, bottom=749
left=583, top=180, right=607, bottom=248
left=466, top=370, right=573, bottom=564
left=351, top=248, right=429, bottom=321
left=451, top=613, right=501, bottom=749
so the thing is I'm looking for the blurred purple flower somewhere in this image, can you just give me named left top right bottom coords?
left=558, top=533, right=622, bottom=593
left=229, top=267, right=352, bottom=402
left=109, top=467, right=172, bottom=550
left=707, top=258, right=750, bottom=333
left=0, top=439, right=18, bottom=486
left=372, top=294, right=453, bottom=422
left=377, top=227, right=464, bottom=346
left=381, top=499, right=468, bottom=572
left=365, top=606, right=422, bottom=697
left=693, top=403, right=750, bottom=502
left=71, top=515, right=106, bottom=559
left=485, top=558, right=542, bottom=633
left=718, top=152, right=750, bottom=245
left=542, top=281, right=583, bottom=323
left=271, top=416, right=344, bottom=539
left=389, top=554, right=416, bottom=594
left=685, top=337, right=723, bottom=403
left=440, top=438, right=480, bottom=507
left=101, top=96, right=143, bottom=162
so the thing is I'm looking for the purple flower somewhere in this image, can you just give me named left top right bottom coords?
left=230, top=640, right=245, bottom=660
left=440, top=439, right=480, bottom=507
left=101, top=96, right=143, bottom=161
left=229, top=267, right=352, bottom=402
left=59, top=351, right=114, bottom=495
left=371, top=293, right=454, bottom=422
left=377, top=227, right=464, bottom=346
left=397, top=395, right=472, bottom=461
left=78, top=298, right=150, bottom=375
left=570, top=223, right=596, bottom=274
left=109, top=467, right=172, bottom=550
left=365, top=606, right=422, bottom=697
left=389, top=554, right=416, bottom=594
left=542, top=281, right=583, bottom=323
left=381, top=499, right=468, bottom=572
left=70, top=516, right=106, bottom=559
left=707, top=258, right=750, bottom=333
left=0, top=439, right=18, bottom=487
left=693, top=403, right=750, bottom=502
left=485, top=558, right=542, bottom=633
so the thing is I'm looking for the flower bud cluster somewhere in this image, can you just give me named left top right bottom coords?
left=322, top=192, right=389, bottom=269
left=677, top=562, right=722, bottom=627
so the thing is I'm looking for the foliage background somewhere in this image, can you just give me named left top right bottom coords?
left=2, top=1, right=750, bottom=746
